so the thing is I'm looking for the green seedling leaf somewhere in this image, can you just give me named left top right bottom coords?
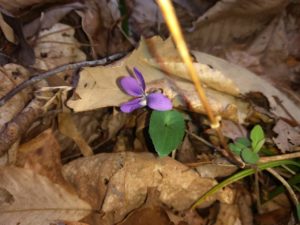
left=250, top=125, right=265, bottom=153
left=149, top=110, right=185, bottom=157
left=236, top=137, right=251, bottom=148
left=241, top=148, right=259, bottom=164
left=229, top=143, right=243, bottom=155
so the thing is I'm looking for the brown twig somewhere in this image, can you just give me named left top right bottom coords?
left=0, top=52, right=126, bottom=107
left=259, top=152, right=300, bottom=163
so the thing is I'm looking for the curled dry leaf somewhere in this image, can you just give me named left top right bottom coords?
left=63, top=152, right=233, bottom=225
left=0, top=167, right=92, bottom=225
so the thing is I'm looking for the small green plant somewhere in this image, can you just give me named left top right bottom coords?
left=149, top=110, right=185, bottom=156
left=229, top=125, right=265, bottom=164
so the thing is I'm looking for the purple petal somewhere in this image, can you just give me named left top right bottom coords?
left=133, top=67, right=145, bottom=91
left=120, top=98, right=145, bottom=113
left=146, top=93, right=172, bottom=111
left=120, top=76, right=144, bottom=96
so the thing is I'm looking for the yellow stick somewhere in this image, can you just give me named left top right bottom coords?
left=156, top=0, right=219, bottom=128
left=156, top=0, right=244, bottom=167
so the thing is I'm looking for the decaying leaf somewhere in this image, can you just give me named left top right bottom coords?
left=63, top=152, right=233, bottom=225
left=0, top=64, right=31, bottom=127
left=76, top=0, right=131, bottom=58
left=272, top=119, right=300, bottom=153
left=58, top=113, right=93, bottom=157
left=23, top=2, right=85, bottom=38
left=16, top=129, right=71, bottom=188
left=0, top=167, right=92, bottom=225
left=186, top=0, right=288, bottom=49
left=33, top=23, right=86, bottom=70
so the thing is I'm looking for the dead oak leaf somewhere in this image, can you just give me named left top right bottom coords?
left=0, top=167, right=92, bottom=225
left=63, top=152, right=233, bottom=225
left=272, top=119, right=300, bottom=153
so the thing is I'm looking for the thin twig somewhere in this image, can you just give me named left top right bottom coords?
left=266, top=168, right=299, bottom=209
left=0, top=52, right=126, bottom=107
left=259, top=152, right=300, bottom=163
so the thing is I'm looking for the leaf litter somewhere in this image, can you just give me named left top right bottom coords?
left=0, top=1, right=299, bottom=225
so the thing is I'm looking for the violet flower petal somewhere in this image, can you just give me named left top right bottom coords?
left=119, top=76, right=144, bottom=96
left=133, top=67, right=145, bottom=91
left=146, top=93, right=172, bottom=111
left=120, top=98, right=144, bottom=113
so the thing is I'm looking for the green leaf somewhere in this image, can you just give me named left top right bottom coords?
left=297, top=203, right=300, bottom=221
left=229, top=143, right=242, bottom=155
left=250, top=125, right=265, bottom=153
left=241, top=148, right=259, bottom=164
left=149, top=110, right=185, bottom=157
left=235, top=137, right=251, bottom=147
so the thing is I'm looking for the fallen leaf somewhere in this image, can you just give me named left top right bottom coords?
left=23, top=2, right=85, bottom=38
left=272, top=119, right=300, bottom=152
left=0, top=64, right=31, bottom=127
left=77, top=0, right=131, bottom=58
left=58, top=113, right=93, bottom=157
left=0, top=13, right=15, bottom=43
left=214, top=203, right=241, bottom=225
left=195, top=158, right=238, bottom=179
left=185, top=0, right=287, bottom=50
left=16, top=129, right=71, bottom=188
left=63, top=152, right=231, bottom=225
left=0, top=167, right=92, bottom=225
left=33, top=23, right=86, bottom=71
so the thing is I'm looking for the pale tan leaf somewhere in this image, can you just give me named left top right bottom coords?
left=0, top=167, right=92, bottom=225
left=0, top=13, right=15, bottom=43
left=192, top=51, right=300, bottom=122
left=67, top=39, right=166, bottom=112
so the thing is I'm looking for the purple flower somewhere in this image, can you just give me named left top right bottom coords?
left=119, top=67, right=172, bottom=113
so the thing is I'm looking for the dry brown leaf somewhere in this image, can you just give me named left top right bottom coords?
left=192, top=51, right=300, bottom=123
left=67, top=37, right=249, bottom=122
left=214, top=203, right=241, bottom=225
left=66, top=38, right=166, bottom=112
left=185, top=0, right=288, bottom=49
left=16, top=129, right=70, bottom=187
left=272, top=119, right=300, bottom=153
left=0, top=0, right=48, bottom=14
left=0, top=166, right=92, bottom=225
left=0, top=13, right=15, bottom=43
left=63, top=152, right=232, bottom=225
left=195, top=158, right=238, bottom=179
left=58, top=113, right=93, bottom=157
left=0, top=64, right=31, bottom=127
left=77, top=0, right=131, bottom=58
left=33, top=23, right=86, bottom=71
left=23, top=2, right=85, bottom=38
